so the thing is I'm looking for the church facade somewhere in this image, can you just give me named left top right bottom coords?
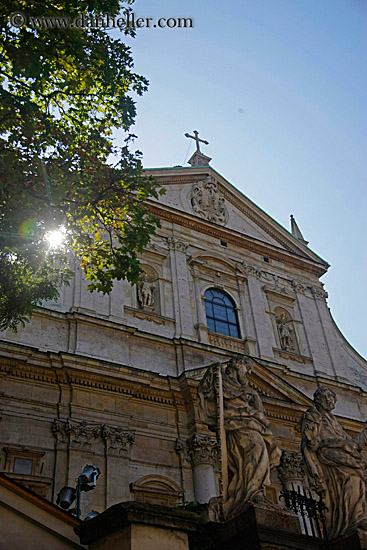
left=1, top=152, right=367, bottom=519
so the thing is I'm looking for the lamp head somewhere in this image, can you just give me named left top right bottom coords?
left=80, top=464, right=101, bottom=489
left=56, top=486, right=76, bottom=509
left=84, top=510, right=100, bottom=521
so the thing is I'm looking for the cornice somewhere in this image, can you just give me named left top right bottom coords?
left=0, top=353, right=185, bottom=407
left=149, top=203, right=327, bottom=277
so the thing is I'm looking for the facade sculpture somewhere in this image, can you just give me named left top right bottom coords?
left=191, top=176, right=227, bottom=225
left=301, top=386, right=367, bottom=539
left=198, top=355, right=281, bottom=519
left=276, top=312, right=293, bottom=351
left=137, top=278, right=155, bottom=308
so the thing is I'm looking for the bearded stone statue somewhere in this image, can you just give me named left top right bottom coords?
left=301, top=386, right=367, bottom=539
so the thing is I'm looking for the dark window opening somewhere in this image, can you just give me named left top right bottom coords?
left=204, top=288, right=240, bottom=338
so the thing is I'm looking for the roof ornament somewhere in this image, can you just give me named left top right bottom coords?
left=185, top=130, right=212, bottom=167
left=290, top=214, right=309, bottom=246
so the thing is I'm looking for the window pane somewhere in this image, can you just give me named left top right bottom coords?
left=207, top=317, right=216, bottom=332
left=215, top=320, right=231, bottom=336
left=213, top=304, right=227, bottom=320
left=227, top=310, right=237, bottom=323
left=204, top=301, right=213, bottom=317
left=229, top=324, right=239, bottom=338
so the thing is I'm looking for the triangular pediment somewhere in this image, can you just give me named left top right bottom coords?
left=145, top=166, right=328, bottom=270
left=185, top=358, right=313, bottom=408
left=248, top=359, right=312, bottom=406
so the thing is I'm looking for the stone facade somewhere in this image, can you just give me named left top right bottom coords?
left=1, top=164, right=367, bottom=519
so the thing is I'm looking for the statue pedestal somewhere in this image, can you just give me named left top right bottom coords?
left=321, top=529, right=367, bottom=550
left=75, top=501, right=322, bottom=550
left=75, top=502, right=199, bottom=550
left=209, top=503, right=321, bottom=550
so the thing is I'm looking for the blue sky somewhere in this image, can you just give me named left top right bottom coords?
left=118, top=0, right=366, bottom=357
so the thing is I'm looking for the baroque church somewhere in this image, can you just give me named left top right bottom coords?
left=1, top=136, right=367, bottom=548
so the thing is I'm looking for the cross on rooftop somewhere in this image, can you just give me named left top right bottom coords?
left=185, top=130, right=209, bottom=153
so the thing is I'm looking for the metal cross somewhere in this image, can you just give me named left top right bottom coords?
left=185, top=130, right=209, bottom=153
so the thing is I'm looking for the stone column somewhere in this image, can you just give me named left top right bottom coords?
left=102, top=425, right=135, bottom=508
left=166, top=237, right=194, bottom=340
left=188, top=434, right=218, bottom=504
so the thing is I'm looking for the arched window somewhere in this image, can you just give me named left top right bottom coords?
left=204, top=288, right=240, bottom=338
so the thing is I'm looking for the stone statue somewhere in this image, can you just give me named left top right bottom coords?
left=301, top=386, right=367, bottom=539
left=137, top=278, right=155, bottom=309
left=198, top=355, right=281, bottom=519
left=277, top=313, right=292, bottom=350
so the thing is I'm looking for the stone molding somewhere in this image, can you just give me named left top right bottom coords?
left=176, top=434, right=218, bottom=467
left=52, top=419, right=135, bottom=455
left=277, top=450, right=305, bottom=483
left=149, top=203, right=327, bottom=277
left=0, top=358, right=183, bottom=407
left=165, top=236, right=189, bottom=252
left=310, top=286, right=328, bottom=300
left=127, top=307, right=175, bottom=327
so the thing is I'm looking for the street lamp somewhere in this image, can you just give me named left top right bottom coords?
left=56, top=464, right=100, bottom=519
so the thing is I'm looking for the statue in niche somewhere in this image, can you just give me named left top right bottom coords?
left=198, top=355, right=281, bottom=520
left=276, top=311, right=294, bottom=351
left=137, top=277, right=155, bottom=309
left=301, top=386, right=367, bottom=539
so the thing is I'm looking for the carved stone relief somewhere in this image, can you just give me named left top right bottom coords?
left=102, top=425, right=135, bottom=455
left=191, top=176, right=227, bottom=225
left=277, top=450, right=304, bottom=484
left=52, top=419, right=135, bottom=455
left=175, top=434, right=218, bottom=467
left=165, top=236, right=189, bottom=252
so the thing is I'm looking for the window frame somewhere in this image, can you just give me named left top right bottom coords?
left=204, top=288, right=241, bottom=338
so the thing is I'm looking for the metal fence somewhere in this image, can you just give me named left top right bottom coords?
left=279, top=485, right=328, bottom=540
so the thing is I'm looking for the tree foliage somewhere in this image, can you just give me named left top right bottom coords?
left=0, top=0, right=162, bottom=331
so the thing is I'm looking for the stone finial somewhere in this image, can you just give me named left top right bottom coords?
left=290, top=215, right=309, bottom=245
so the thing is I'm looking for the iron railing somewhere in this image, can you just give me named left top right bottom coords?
left=279, top=485, right=328, bottom=540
